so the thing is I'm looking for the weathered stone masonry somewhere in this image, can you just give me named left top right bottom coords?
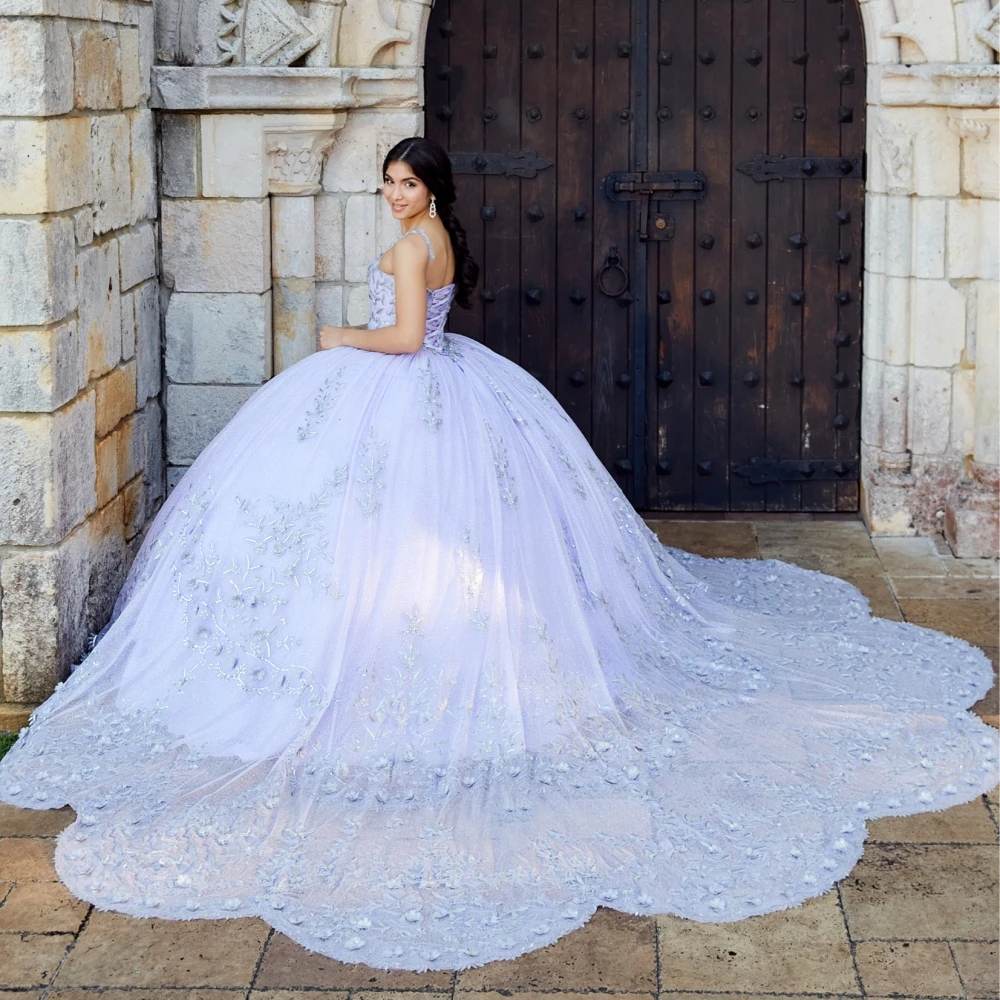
left=0, top=0, right=997, bottom=715
left=0, top=0, right=162, bottom=708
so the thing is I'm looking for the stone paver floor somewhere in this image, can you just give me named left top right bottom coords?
left=0, top=517, right=997, bottom=998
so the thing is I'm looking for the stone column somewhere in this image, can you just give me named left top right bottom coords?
left=265, top=118, right=344, bottom=372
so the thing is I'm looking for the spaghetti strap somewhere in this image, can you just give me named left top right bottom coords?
left=394, top=227, right=435, bottom=261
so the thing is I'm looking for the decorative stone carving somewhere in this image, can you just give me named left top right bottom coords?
left=156, top=0, right=406, bottom=67
left=882, top=0, right=960, bottom=63
left=218, top=0, right=321, bottom=66
left=264, top=120, right=341, bottom=194
left=948, top=114, right=992, bottom=141
left=977, top=4, right=1000, bottom=54
left=875, top=116, right=916, bottom=195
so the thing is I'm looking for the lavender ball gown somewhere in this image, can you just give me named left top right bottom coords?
left=1, top=228, right=996, bottom=971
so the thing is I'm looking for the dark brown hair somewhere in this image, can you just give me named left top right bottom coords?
left=382, top=137, right=479, bottom=309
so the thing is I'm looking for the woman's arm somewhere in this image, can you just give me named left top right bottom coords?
left=319, top=236, right=428, bottom=355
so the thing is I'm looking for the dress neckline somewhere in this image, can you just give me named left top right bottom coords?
left=376, top=227, right=456, bottom=293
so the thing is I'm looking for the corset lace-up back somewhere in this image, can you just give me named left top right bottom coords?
left=366, top=228, right=456, bottom=352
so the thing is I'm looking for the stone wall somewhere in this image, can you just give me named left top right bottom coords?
left=858, top=0, right=999, bottom=555
left=0, top=0, right=163, bottom=708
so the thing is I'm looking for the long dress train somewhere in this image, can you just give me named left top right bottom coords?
left=1, top=228, right=996, bottom=971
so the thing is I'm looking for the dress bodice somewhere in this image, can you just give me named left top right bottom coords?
left=366, top=228, right=456, bottom=352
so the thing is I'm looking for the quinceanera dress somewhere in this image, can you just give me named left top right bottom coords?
left=1, top=228, right=997, bottom=971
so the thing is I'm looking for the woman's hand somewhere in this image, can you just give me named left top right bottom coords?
left=319, top=326, right=346, bottom=350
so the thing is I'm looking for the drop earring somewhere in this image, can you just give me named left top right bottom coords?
left=429, top=197, right=437, bottom=219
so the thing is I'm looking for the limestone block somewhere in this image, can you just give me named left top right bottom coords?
left=166, top=464, right=189, bottom=493
left=874, top=109, right=961, bottom=199
left=858, top=1, right=903, bottom=66
left=118, top=222, right=156, bottom=290
left=979, top=199, right=998, bottom=281
left=72, top=24, right=121, bottom=110
left=200, top=114, right=267, bottom=199
left=115, top=409, right=145, bottom=487
left=315, top=194, right=345, bottom=280
left=0, top=19, right=72, bottom=115
left=322, top=110, right=423, bottom=194
left=0, top=118, right=93, bottom=215
left=337, top=1, right=408, bottom=71
left=73, top=206, right=95, bottom=248
left=860, top=357, right=885, bottom=448
left=102, top=0, right=123, bottom=22
left=864, top=193, right=887, bottom=274
left=951, top=368, right=976, bottom=457
left=392, top=0, right=432, bottom=67
left=120, top=286, right=135, bottom=359
left=94, top=361, right=136, bottom=437
left=165, top=291, right=272, bottom=384
left=908, top=367, right=952, bottom=455
left=345, top=282, right=369, bottom=327
left=947, top=198, right=981, bottom=279
left=139, top=397, right=164, bottom=516
left=77, top=240, right=122, bottom=381
left=0, top=321, right=80, bottom=412
left=161, top=198, right=270, bottom=293
left=912, top=198, right=945, bottom=279
left=81, top=491, right=127, bottom=639
left=910, top=278, right=967, bottom=367
left=130, top=110, right=157, bottom=224
left=119, top=25, right=140, bottom=107
left=316, top=282, right=343, bottom=328
left=973, top=280, right=999, bottom=465
left=883, top=275, right=912, bottom=367
left=344, top=194, right=376, bottom=282
left=159, top=114, right=199, bottom=198
left=273, top=277, right=315, bottom=373
left=95, top=431, right=118, bottom=506
left=0, top=391, right=97, bottom=546
left=881, top=363, right=910, bottom=454
left=90, top=114, right=131, bottom=235
left=133, top=280, right=160, bottom=405
left=954, top=0, right=997, bottom=62
left=0, top=0, right=100, bottom=14
left=136, top=2, right=152, bottom=101
left=861, top=270, right=886, bottom=363
left=0, top=217, right=76, bottom=326
left=121, top=474, right=144, bottom=540
left=881, top=0, right=958, bottom=62
left=165, top=383, right=258, bottom=464
left=0, top=524, right=90, bottom=701
left=883, top=195, right=913, bottom=277
left=272, top=196, right=315, bottom=278
left=949, top=109, right=1000, bottom=199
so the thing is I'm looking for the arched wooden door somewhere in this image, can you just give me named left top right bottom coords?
left=424, top=0, right=865, bottom=512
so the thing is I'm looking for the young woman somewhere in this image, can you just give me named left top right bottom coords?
left=1, top=137, right=995, bottom=972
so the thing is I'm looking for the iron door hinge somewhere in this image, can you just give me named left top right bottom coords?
left=732, top=458, right=858, bottom=485
left=735, top=154, right=865, bottom=182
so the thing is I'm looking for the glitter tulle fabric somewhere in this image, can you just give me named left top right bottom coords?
left=1, top=228, right=997, bottom=971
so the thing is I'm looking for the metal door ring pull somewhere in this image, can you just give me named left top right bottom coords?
left=597, top=245, right=629, bottom=297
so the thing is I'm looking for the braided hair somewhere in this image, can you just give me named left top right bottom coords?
left=382, top=137, right=480, bottom=309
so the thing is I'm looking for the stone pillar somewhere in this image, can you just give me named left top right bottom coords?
left=265, top=120, right=342, bottom=372
left=858, top=45, right=999, bottom=555
left=0, top=0, right=164, bottom=714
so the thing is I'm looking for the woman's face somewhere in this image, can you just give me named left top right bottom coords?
left=382, top=160, right=432, bottom=221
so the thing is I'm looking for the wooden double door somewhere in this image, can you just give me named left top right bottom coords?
left=424, top=0, right=865, bottom=512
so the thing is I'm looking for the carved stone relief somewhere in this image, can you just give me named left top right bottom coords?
left=977, top=4, right=1000, bottom=55
left=875, top=116, right=916, bottom=195
left=155, top=0, right=412, bottom=67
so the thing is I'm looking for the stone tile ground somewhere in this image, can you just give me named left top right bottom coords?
left=0, top=517, right=996, bottom=998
